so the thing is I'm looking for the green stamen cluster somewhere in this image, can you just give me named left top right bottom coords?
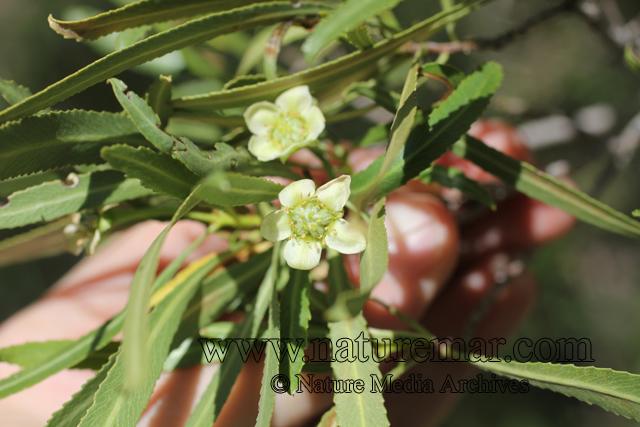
left=266, top=112, right=307, bottom=148
left=286, top=196, right=343, bottom=246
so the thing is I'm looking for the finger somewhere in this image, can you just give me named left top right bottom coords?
left=50, top=220, right=227, bottom=295
left=0, top=220, right=226, bottom=427
left=460, top=192, right=576, bottom=261
left=384, top=252, right=537, bottom=426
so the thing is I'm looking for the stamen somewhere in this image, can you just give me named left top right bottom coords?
left=322, top=239, right=326, bottom=245
left=301, top=234, right=306, bottom=238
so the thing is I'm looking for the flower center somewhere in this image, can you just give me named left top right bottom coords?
left=270, top=112, right=308, bottom=148
left=287, top=196, right=342, bottom=246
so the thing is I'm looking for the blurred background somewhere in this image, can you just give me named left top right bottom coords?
left=1, top=0, right=639, bottom=425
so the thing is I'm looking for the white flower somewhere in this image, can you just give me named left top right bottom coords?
left=261, top=175, right=366, bottom=270
left=244, top=85, right=325, bottom=162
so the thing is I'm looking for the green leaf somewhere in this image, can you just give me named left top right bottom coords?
left=421, top=62, right=465, bottom=89
left=172, top=139, right=301, bottom=180
left=624, top=42, right=640, bottom=77
left=633, top=209, right=640, bottom=218
left=255, top=250, right=282, bottom=427
left=102, top=145, right=199, bottom=200
left=478, top=362, right=640, bottom=421
left=344, top=80, right=400, bottom=113
left=0, top=2, right=334, bottom=125
left=350, top=61, right=503, bottom=204
left=197, top=172, right=284, bottom=206
left=109, top=78, right=175, bottom=153
left=173, top=0, right=492, bottom=111
left=0, top=110, right=147, bottom=181
left=279, top=268, right=312, bottom=394
left=120, top=191, right=201, bottom=391
left=0, top=78, right=32, bottom=105
left=79, top=239, right=227, bottom=427
left=0, top=171, right=152, bottom=230
left=418, top=164, right=495, bottom=208
left=453, top=135, right=640, bottom=239
left=48, top=0, right=277, bottom=41
left=185, top=247, right=279, bottom=427
left=329, top=314, right=389, bottom=427
left=301, top=0, right=405, bottom=63
left=346, top=24, right=375, bottom=50
left=0, top=341, right=74, bottom=369
left=376, top=62, right=420, bottom=191
left=358, top=123, right=390, bottom=147
left=146, top=75, right=173, bottom=129
left=359, top=197, right=388, bottom=293
left=45, top=349, right=119, bottom=427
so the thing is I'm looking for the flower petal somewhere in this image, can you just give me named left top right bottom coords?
left=325, top=218, right=366, bottom=254
left=315, top=175, right=351, bottom=211
left=275, top=86, right=313, bottom=113
left=248, top=135, right=283, bottom=162
left=260, top=210, right=291, bottom=242
left=301, top=105, right=325, bottom=141
left=244, top=101, right=279, bottom=135
left=278, top=179, right=316, bottom=207
left=284, top=238, right=322, bottom=270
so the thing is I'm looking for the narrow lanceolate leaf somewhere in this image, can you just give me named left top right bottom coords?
left=79, top=248, right=224, bottom=427
left=0, top=78, right=32, bottom=105
left=329, top=314, right=389, bottom=427
left=0, top=171, right=152, bottom=230
left=350, top=61, right=503, bottom=204
left=173, top=0, right=492, bottom=111
left=256, top=248, right=282, bottom=427
left=453, top=135, right=640, bottom=239
left=359, top=197, right=388, bottom=293
left=109, top=78, right=174, bottom=153
left=376, top=62, right=420, bottom=192
left=185, top=248, right=278, bottom=427
left=102, top=145, right=199, bottom=200
left=121, top=191, right=201, bottom=392
left=301, top=0, right=406, bottom=63
left=172, top=139, right=302, bottom=181
left=147, top=75, right=173, bottom=128
left=0, top=3, right=333, bottom=125
left=48, top=0, right=274, bottom=41
left=45, top=349, right=119, bottom=427
left=279, top=268, right=312, bottom=394
left=478, top=362, right=640, bottom=421
left=418, top=164, right=495, bottom=208
left=197, top=172, right=284, bottom=206
left=0, top=111, right=147, bottom=181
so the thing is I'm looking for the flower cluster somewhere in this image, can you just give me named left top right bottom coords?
left=244, top=85, right=325, bottom=161
left=261, top=176, right=366, bottom=270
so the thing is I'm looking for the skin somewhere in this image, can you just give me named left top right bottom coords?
left=0, top=120, right=576, bottom=426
